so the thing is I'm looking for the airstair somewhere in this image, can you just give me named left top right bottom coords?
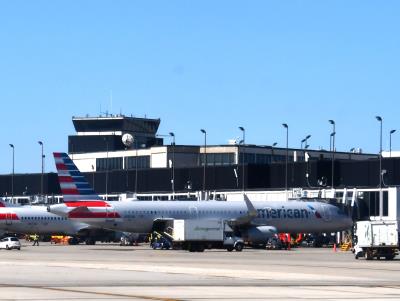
left=150, top=230, right=173, bottom=249
left=340, top=242, right=352, bottom=251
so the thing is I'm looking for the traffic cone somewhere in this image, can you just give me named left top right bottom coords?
left=333, top=243, right=337, bottom=252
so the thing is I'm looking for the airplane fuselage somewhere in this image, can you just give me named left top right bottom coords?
left=0, top=206, right=90, bottom=235
left=52, top=200, right=353, bottom=234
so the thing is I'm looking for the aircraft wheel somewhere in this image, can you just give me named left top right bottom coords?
left=235, top=243, right=244, bottom=252
left=85, top=238, right=96, bottom=245
left=68, top=237, right=79, bottom=245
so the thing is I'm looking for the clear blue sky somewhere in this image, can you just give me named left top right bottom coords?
left=0, top=1, right=399, bottom=174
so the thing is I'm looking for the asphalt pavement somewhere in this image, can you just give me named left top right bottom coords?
left=1, top=241, right=400, bottom=300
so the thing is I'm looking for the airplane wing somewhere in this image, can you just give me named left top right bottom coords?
left=227, top=194, right=259, bottom=227
left=153, top=218, right=175, bottom=222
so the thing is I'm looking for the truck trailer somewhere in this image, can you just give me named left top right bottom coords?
left=354, top=220, right=399, bottom=260
left=172, top=219, right=244, bottom=252
left=151, top=219, right=244, bottom=252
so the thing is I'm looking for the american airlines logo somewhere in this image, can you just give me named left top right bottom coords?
left=256, top=206, right=321, bottom=219
left=307, top=205, right=322, bottom=219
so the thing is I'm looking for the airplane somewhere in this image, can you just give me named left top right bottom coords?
left=0, top=199, right=22, bottom=207
left=49, top=152, right=353, bottom=246
left=0, top=200, right=113, bottom=245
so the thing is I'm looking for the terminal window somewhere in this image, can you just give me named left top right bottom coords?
left=364, top=191, right=389, bottom=217
left=96, top=157, right=123, bottom=171
left=125, top=156, right=150, bottom=169
left=200, top=153, right=235, bottom=166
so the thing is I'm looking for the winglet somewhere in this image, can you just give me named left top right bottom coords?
left=227, top=194, right=258, bottom=227
left=244, top=194, right=258, bottom=218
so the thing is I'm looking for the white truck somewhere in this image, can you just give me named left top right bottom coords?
left=354, top=220, right=399, bottom=260
left=171, top=219, right=244, bottom=252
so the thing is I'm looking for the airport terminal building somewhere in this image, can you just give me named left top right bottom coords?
left=0, top=114, right=387, bottom=195
left=1, top=114, right=398, bottom=194
left=2, top=114, right=400, bottom=222
left=69, top=115, right=373, bottom=173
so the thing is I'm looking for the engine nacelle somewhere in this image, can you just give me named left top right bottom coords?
left=243, top=226, right=278, bottom=245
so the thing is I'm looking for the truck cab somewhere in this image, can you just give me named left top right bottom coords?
left=223, top=231, right=244, bottom=252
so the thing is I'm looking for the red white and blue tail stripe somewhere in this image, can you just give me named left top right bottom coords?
left=52, top=152, right=120, bottom=220
left=53, top=152, right=101, bottom=202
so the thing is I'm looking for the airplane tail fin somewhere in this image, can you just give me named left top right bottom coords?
left=53, top=152, right=102, bottom=203
left=0, top=199, right=19, bottom=207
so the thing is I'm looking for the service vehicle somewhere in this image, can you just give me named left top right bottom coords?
left=165, top=219, right=244, bottom=252
left=354, top=220, right=399, bottom=260
left=0, top=237, right=21, bottom=250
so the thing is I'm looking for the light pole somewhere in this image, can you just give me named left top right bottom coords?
left=91, top=165, right=95, bottom=190
left=301, top=138, right=306, bottom=149
left=282, top=123, right=288, bottom=198
left=329, top=120, right=335, bottom=188
left=238, top=127, right=245, bottom=192
left=390, top=129, right=396, bottom=158
left=103, top=137, right=109, bottom=200
left=305, top=135, right=311, bottom=149
left=301, top=135, right=311, bottom=150
left=200, top=129, right=207, bottom=195
left=376, top=116, right=383, bottom=218
left=169, top=132, right=175, bottom=198
left=9, top=144, right=14, bottom=201
left=376, top=116, right=383, bottom=188
left=134, top=139, right=138, bottom=194
left=38, top=141, right=44, bottom=196
left=271, top=142, right=277, bottom=163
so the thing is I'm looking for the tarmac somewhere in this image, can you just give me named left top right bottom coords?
left=1, top=241, right=400, bottom=300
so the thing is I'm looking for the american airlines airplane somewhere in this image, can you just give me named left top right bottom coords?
left=0, top=200, right=107, bottom=244
left=49, top=152, right=353, bottom=245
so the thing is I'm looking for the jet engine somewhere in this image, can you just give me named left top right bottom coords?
left=242, top=226, right=278, bottom=245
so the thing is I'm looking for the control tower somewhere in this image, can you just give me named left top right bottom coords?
left=68, top=115, right=163, bottom=154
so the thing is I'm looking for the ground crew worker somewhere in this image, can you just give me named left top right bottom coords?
left=32, top=234, right=39, bottom=246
